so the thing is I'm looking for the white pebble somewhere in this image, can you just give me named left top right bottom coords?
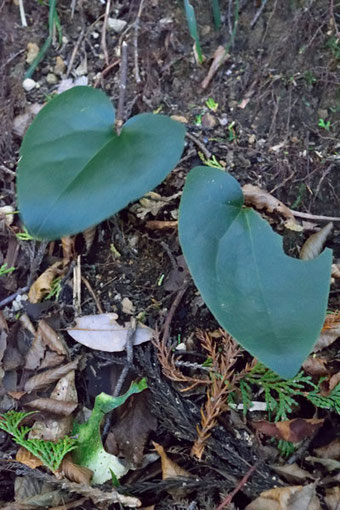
left=22, top=78, right=37, bottom=91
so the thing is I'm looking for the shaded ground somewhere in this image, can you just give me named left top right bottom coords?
left=0, top=0, right=340, bottom=508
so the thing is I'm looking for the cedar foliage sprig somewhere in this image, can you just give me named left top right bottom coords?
left=0, top=410, right=77, bottom=472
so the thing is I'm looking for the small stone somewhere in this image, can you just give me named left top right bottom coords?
left=248, top=134, right=256, bottom=144
left=26, top=42, right=39, bottom=64
left=22, top=78, right=37, bottom=91
left=170, top=115, right=188, bottom=124
left=317, top=109, right=328, bottom=119
left=46, top=73, right=58, bottom=84
left=121, top=297, right=135, bottom=315
left=107, top=18, right=127, bottom=33
left=54, top=56, right=66, bottom=75
left=201, top=25, right=211, bottom=36
left=201, top=112, right=217, bottom=129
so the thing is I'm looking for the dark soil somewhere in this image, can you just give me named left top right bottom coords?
left=0, top=0, right=340, bottom=509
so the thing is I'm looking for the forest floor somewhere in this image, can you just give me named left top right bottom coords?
left=0, top=0, right=340, bottom=509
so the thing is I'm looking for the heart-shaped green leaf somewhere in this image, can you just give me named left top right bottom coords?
left=179, top=166, right=332, bottom=378
left=17, top=86, right=186, bottom=240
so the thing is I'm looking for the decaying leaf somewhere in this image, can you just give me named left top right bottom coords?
left=40, top=351, right=65, bottom=370
left=314, top=438, right=340, bottom=460
left=324, top=486, right=340, bottom=510
left=105, top=391, right=157, bottom=468
left=61, top=454, right=93, bottom=485
left=28, top=261, right=63, bottom=303
left=252, top=418, right=324, bottom=442
left=152, top=442, right=191, bottom=479
left=331, top=263, right=340, bottom=279
left=245, top=484, right=321, bottom=510
left=24, top=328, right=45, bottom=370
left=133, top=191, right=181, bottom=220
left=314, top=311, right=340, bottom=351
left=306, top=456, right=340, bottom=472
left=26, top=398, right=78, bottom=416
left=38, top=320, right=69, bottom=356
left=67, top=313, right=154, bottom=352
left=302, top=356, right=329, bottom=376
left=242, top=184, right=295, bottom=220
left=24, top=358, right=79, bottom=392
left=16, top=446, right=43, bottom=469
left=272, top=463, right=314, bottom=484
left=14, top=476, right=71, bottom=508
left=201, top=46, right=229, bottom=89
left=82, top=226, right=97, bottom=252
left=300, top=223, right=333, bottom=261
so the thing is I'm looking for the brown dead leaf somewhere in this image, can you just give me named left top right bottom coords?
left=152, top=442, right=191, bottom=479
left=314, top=312, right=340, bottom=351
left=314, top=438, right=340, bottom=460
left=331, top=264, right=340, bottom=279
left=16, top=446, right=43, bottom=469
left=26, top=398, right=77, bottom=416
left=245, top=484, right=321, bottom=510
left=40, top=351, right=65, bottom=370
left=201, top=46, right=228, bottom=89
left=306, top=456, right=340, bottom=472
left=300, top=222, right=333, bottom=261
left=61, top=454, right=93, bottom=485
left=28, top=261, right=63, bottom=303
left=302, top=356, right=329, bottom=376
left=24, top=358, right=79, bottom=392
left=105, top=391, right=157, bottom=468
left=67, top=314, right=153, bottom=352
left=24, top=328, right=45, bottom=370
left=324, top=486, right=340, bottom=510
left=272, top=463, right=314, bottom=484
left=145, top=220, right=178, bottom=230
left=39, top=320, right=69, bottom=356
left=242, top=184, right=295, bottom=220
left=12, top=103, right=43, bottom=138
left=252, top=418, right=324, bottom=442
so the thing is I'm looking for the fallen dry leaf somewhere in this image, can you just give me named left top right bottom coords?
left=67, top=314, right=154, bottom=352
left=16, top=446, right=43, bottom=469
left=105, top=391, right=157, bottom=468
left=242, top=184, right=295, bottom=220
left=40, top=351, right=65, bottom=370
left=14, top=476, right=70, bottom=508
left=252, top=418, right=324, bottom=442
left=314, top=311, right=340, bottom=351
left=272, top=463, right=314, bottom=484
left=28, top=261, right=63, bottom=303
left=26, top=398, right=77, bottom=416
left=331, top=263, right=340, bottom=279
left=12, top=103, right=43, bottom=138
left=201, top=46, right=228, bottom=89
left=314, top=438, right=340, bottom=460
left=324, top=486, right=340, bottom=510
left=24, top=328, right=45, bottom=370
left=24, top=358, right=79, bottom=392
left=61, top=454, right=93, bottom=485
left=306, top=456, right=340, bottom=472
left=302, top=356, right=329, bottom=376
left=245, top=484, right=321, bottom=510
left=39, top=320, right=69, bottom=356
left=152, top=441, right=191, bottom=479
left=300, top=222, right=333, bottom=261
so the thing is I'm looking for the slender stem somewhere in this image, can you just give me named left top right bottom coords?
left=115, top=41, right=128, bottom=135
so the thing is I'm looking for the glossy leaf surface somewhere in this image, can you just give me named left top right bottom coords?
left=179, top=166, right=332, bottom=378
left=17, top=86, right=186, bottom=240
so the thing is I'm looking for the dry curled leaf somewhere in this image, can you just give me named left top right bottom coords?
left=272, top=463, right=314, bottom=484
left=152, top=442, right=191, bottom=480
left=24, top=358, right=79, bottom=392
left=314, top=311, right=340, bottom=352
left=252, top=418, right=324, bottom=443
left=26, top=398, right=77, bottom=416
left=82, top=226, right=96, bottom=252
left=16, top=446, right=43, bottom=469
left=39, top=320, right=69, bottom=356
left=242, top=184, right=295, bottom=220
left=201, top=46, right=228, bottom=89
left=245, top=484, right=321, bottom=510
left=68, top=313, right=154, bottom=352
left=300, top=222, right=333, bottom=261
left=61, top=454, right=93, bottom=485
left=302, top=356, right=329, bottom=376
left=28, top=261, right=63, bottom=303
left=324, top=486, right=340, bottom=510
left=24, top=327, right=45, bottom=370
left=314, top=438, right=340, bottom=460
left=331, top=263, right=340, bottom=279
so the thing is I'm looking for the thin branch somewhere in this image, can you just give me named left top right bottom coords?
left=251, top=0, right=268, bottom=28
left=186, top=132, right=212, bottom=159
left=115, top=41, right=128, bottom=135
left=134, top=0, right=145, bottom=84
left=0, top=287, right=30, bottom=309
left=215, top=463, right=257, bottom=510
left=18, top=0, right=27, bottom=27
left=291, top=210, right=340, bottom=222
left=113, top=317, right=137, bottom=396
left=101, top=0, right=111, bottom=65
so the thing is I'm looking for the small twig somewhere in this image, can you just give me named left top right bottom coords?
left=115, top=41, right=128, bottom=135
left=66, top=28, right=85, bottom=77
left=113, top=317, right=137, bottom=397
left=215, top=463, right=257, bottom=510
left=93, top=58, right=120, bottom=88
left=330, top=0, right=340, bottom=41
left=0, top=287, right=30, bottom=309
left=250, top=0, right=268, bottom=28
left=73, top=255, right=81, bottom=316
left=160, top=241, right=177, bottom=271
left=18, top=0, right=27, bottom=27
left=162, top=282, right=189, bottom=344
left=0, top=165, right=16, bottom=177
left=290, top=210, right=340, bottom=222
left=133, top=0, right=145, bottom=83
left=81, top=276, right=104, bottom=314
left=186, top=132, right=211, bottom=159
left=101, top=0, right=111, bottom=65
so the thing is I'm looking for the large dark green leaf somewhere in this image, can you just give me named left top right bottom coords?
left=179, top=166, right=332, bottom=378
left=17, top=86, right=186, bottom=240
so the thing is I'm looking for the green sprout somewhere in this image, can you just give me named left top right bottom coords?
left=0, top=410, right=77, bottom=472
left=0, top=263, right=16, bottom=277
left=184, top=0, right=204, bottom=64
left=318, top=118, right=331, bottom=131
left=211, top=0, right=222, bottom=30
left=45, top=276, right=62, bottom=300
left=16, top=226, right=35, bottom=241
left=198, top=152, right=225, bottom=169
left=227, top=121, right=237, bottom=141
left=206, top=97, right=219, bottom=112
left=195, top=113, right=203, bottom=126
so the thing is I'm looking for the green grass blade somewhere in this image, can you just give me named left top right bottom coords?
left=184, top=0, right=203, bottom=64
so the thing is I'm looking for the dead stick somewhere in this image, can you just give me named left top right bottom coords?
left=134, top=0, right=145, bottom=83
left=162, top=282, right=189, bottom=344
left=186, top=132, right=211, bottom=159
left=113, top=317, right=137, bottom=397
left=215, top=463, right=257, bottom=510
left=290, top=210, right=340, bottom=222
left=115, top=41, right=128, bottom=135
left=101, top=0, right=111, bottom=65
